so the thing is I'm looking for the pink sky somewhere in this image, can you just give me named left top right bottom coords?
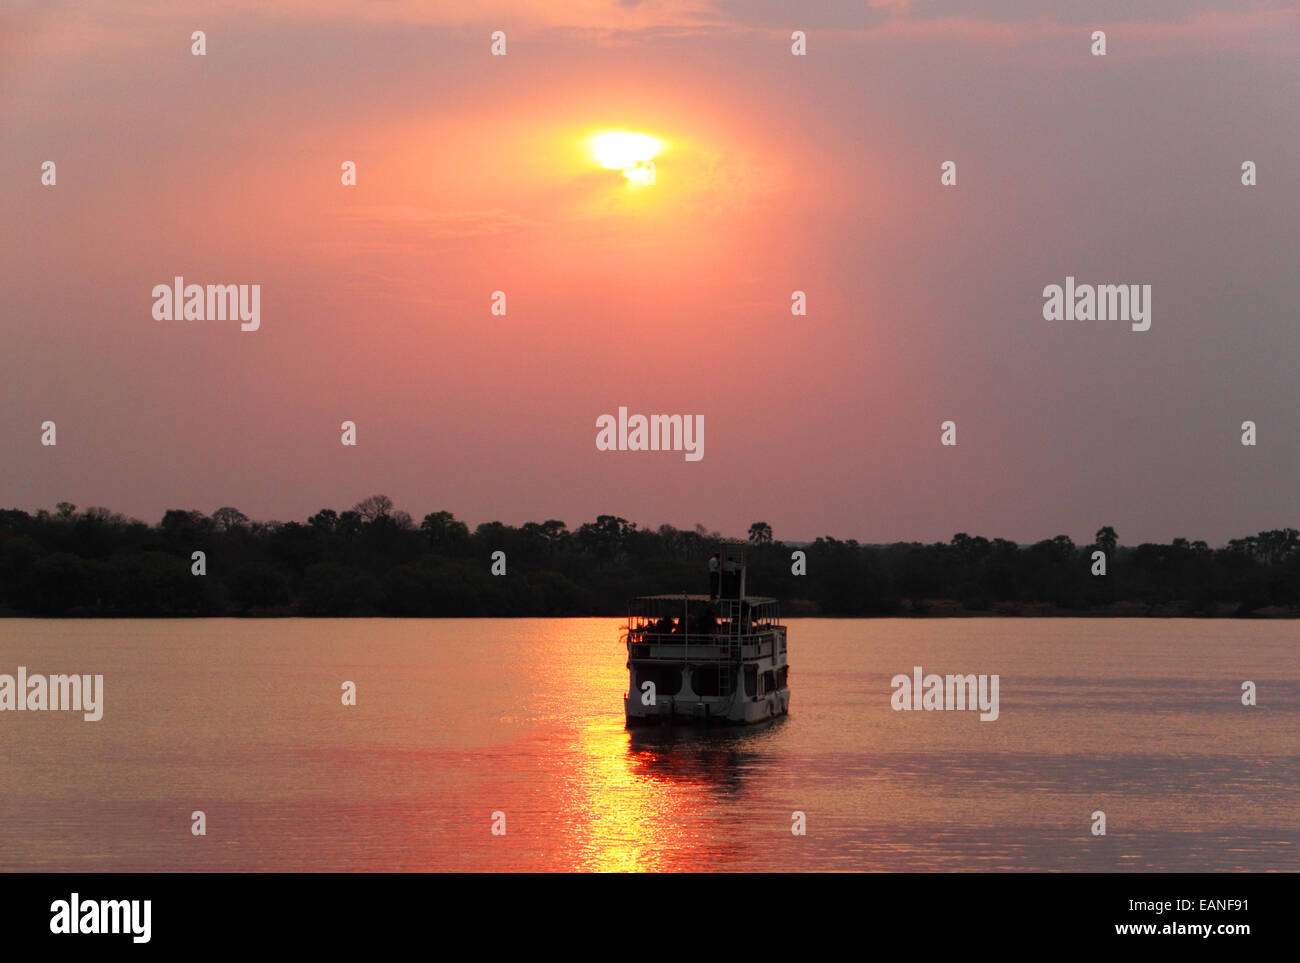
left=2, top=1, right=1298, bottom=545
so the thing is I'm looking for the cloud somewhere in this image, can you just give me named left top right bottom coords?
left=338, top=206, right=539, bottom=250
left=703, top=0, right=890, bottom=30
left=904, top=0, right=1295, bottom=25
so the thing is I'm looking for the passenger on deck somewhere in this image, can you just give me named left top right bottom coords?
left=722, top=557, right=741, bottom=598
left=708, top=553, right=720, bottom=598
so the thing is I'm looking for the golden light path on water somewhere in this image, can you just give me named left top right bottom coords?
left=551, top=613, right=769, bottom=872
left=568, top=721, right=666, bottom=871
left=0, top=619, right=1295, bottom=872
left=546, top=616, right=684, bottom=872
left=565, top=719, right=761, bottom=872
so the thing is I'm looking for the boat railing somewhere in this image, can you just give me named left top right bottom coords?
left=627, top=627, right=774, bottom=643
left=626, top=628, right=780, bottom=661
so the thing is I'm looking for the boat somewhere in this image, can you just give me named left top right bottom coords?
left=623, top=545, right=790, bottom=726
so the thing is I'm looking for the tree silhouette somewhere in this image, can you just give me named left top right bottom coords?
left=0, top=501, right=1295, bottom=618
left=213, top=507, right=250, bottom=532
left=353, top=494, right=394, bottom=522
left=1095, top=526, right=1118, bottom=558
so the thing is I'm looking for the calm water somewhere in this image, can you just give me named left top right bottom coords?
left=0, top=618, right=1295, bottom=872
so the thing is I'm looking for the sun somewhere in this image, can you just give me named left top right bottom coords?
left=590, top=131, right=662, bottom=186
left=592, top=131, right=660, bottom=169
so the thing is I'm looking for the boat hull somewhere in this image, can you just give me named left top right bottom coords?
left=625, top=688, right=790, bottom=727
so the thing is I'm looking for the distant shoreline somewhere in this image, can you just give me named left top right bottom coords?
left=2, top=605, right=1297, bottom=620
left=2, top=504, right=1296, bottom=620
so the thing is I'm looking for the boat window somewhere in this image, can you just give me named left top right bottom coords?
left=634, top=665, right=681, bottom=697
left=692, top=664, right=719, bottom=696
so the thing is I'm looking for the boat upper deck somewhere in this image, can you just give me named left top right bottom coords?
left=625, top=546, right=783, bottom=657
left=626, top=592, right=782, bottom=657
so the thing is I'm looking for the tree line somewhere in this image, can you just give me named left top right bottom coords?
left=0, top=499, right=1296, bottom=617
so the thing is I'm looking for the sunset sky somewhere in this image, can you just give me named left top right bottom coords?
left=3, top=0, right=1297, bottom=545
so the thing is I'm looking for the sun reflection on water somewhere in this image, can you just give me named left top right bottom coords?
left=564, top=716, right=766, bottom=872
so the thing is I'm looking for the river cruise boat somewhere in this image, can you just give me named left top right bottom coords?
left=623, top=547, right=789, bottom=726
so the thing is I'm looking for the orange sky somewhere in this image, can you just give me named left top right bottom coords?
left=2, top=1, right=1298, bottom=543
